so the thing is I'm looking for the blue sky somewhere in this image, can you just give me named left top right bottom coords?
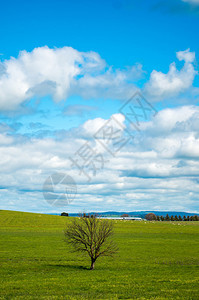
left=0, top=0, right=199, bottom=213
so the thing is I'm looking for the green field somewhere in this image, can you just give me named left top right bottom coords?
left=0, top=210, right=199, bottom=299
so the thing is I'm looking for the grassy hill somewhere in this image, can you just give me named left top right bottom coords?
left=0, top=210, right=199, bottom=299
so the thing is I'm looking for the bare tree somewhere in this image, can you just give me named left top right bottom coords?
left=64, top=214, right=117, bottom=270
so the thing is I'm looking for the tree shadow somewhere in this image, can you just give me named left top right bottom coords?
left=46, top=263, right=89, bottom=270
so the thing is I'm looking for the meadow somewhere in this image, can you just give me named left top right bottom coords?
left=0, top=210, right=199, bottom=299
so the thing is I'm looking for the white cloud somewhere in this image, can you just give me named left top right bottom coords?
left=0, top=46, right=86, bottom=110
left=141, top=105, right=198, bottom=134
left=144, top=49, right=197, bottom=99
left=82, top=113, right=125, bottom=136
left=0, top=47, right=198, bottom=111
left=71, top=64, right=143, bottom=100
left=135, top=106, right=199, bottom=160
left=1, top=107, right=199, bottom=213
left=176, top=49, right=195, bottom=63
left=0, top=46, right=142, bottom=111
left=82, top=117, right=107, bottom=136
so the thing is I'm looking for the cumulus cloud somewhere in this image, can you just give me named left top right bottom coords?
left=134, top=105, right=199, bottom=160
left=71, top=63, right=144, bottom=100
left=1, top=107, right=199, bottom=213
left=0, top=46, right=197, bottom=111
left=0, top=46, right=143, bottom=111
left=144, top=49, right=197, bottom=100
left=0, top=46, right=199, bottom=212
left=82, top=113, right=125, bottom=136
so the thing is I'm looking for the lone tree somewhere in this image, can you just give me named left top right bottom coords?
left=64, top=214, right=117, bottom=270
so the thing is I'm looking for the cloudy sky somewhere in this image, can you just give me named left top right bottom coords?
left=1, top=0, right=199, bottom=213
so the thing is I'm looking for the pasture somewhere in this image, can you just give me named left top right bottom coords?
left=0, top=210, right=199, bottom=299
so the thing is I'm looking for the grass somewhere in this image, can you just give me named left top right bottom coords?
left=0, top=210, right=199, bottom=299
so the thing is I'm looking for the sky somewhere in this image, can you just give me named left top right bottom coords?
left=0, top=0, right=199, bottom=213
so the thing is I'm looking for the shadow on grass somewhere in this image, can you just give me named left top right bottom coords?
left=46, top=264, right=89, bottom=270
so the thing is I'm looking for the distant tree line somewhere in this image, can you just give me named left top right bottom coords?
left=145, top=213, right=199, bottom=221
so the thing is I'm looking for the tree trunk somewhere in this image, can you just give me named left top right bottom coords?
left=90, top=259, right=95, bottom=270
